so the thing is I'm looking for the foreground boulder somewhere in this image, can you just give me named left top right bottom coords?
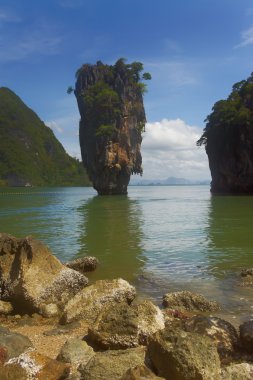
left=184, top=316, right=239, bottom=361
left=78, top=346, right=146, bottom=380
left=57, top=338, right=95, bottom=367
left=60, top=279, right=136, bottom=324
left=65, top=257, right=98, bottom=273
left=3, top=349, right=70, bottom=380
left=0, top=234, right=88, bottom=315
left=221, top=363, right=253, bottom=380
left=88, top=300, right=164, bottom=349
left=0, top=326, right=33, bottom=361
left=147, top=327, right=221, bottom=380
left=163, top=291, right=220, bottom=312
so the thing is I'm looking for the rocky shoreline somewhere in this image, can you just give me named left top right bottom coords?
left=0, top=233, right=253, bottom=379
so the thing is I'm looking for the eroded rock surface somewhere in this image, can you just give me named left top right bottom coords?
left=75, top=60, right=147, bottom=195
left=60, top=278, right=136, bottom=324
left=221, top=362, right=253, bottom=380
left=78, top=346, right=146, bottom=380
left=163, top=290, right=220, bottom=312
left=147, top=327, right=221, bottom=380
left=4, top=349, right=70, bottom=380
left=121, top=365, right=165, bottom=380
left=184, top=316, right=239, bottom=361
left=88, top=300, right=164, bottom=349
left=0, top=326, right=33, bottom=361
left=65, top=256, right=98, bottom=273
left=0, top=233, right=88, bottom=315
left=57, top=338, right=94, bottom=367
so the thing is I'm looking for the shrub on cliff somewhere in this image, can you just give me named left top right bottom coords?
left=197, top=73, right=253, bottom=148
left=197, top=72, right=253, bottom=193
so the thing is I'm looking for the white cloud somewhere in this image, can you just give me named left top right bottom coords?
left=235, top=26, right=253, bottom=48
left=46, top=113, right=210, bottom=181
left=141, top=119, right=209, bottom=180
left=46, top=121, right=64, bottom=134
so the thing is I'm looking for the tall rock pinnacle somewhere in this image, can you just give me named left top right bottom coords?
left=74, top=59, right=150, bottom=195
left=197, top=72, right=253, bottom=194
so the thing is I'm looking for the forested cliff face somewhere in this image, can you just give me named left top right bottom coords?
left=0, top=87, right=89, bottom=187
left=74, top=59, right=150, bottom=195
left=197, top=73, right=253, bottom=194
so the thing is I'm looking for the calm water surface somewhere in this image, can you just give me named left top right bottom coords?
left=1, top=185, right=253, bottom=324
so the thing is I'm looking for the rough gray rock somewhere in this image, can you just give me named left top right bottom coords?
left=88, top=300, right=164, bottom=349
left=221, top=363, right=253, bottom=380
left=184, top=316, right=239, bottom=360
left=78, top=346, right=146, bottom=380
left=60, top=279, right=136, bottom=324
left=0, top=233, right=88, bottom=315
left=147, top=327, right=221, bottom=380
left=239, top=320, right=253, bottom=353
left=0, top=326, right=33, bottom=360
left=65, top=257, right=98, bottom=273
left=57, top=338, right=94, bottom=367
left=163, top=291, right=220, bottom=312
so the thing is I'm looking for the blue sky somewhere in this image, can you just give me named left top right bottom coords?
left=1, top=0, right=253, bottom=180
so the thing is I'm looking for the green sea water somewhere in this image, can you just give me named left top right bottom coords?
left=1, top=185, right=253, bottom=324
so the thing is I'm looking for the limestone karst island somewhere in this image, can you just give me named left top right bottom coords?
left=72, top=58, right=150, bottom=195
left=198, top=72, right=253, bottom=194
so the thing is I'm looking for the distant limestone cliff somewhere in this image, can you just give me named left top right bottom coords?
left=0, top=87, right=89, bottom=187
left=197, top=73, right=253, bottom=194
left=74, top=59, right=150, bottom=195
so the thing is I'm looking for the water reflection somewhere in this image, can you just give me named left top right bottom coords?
left=206, top=195, right=253, bottom=277
left=76, top=195, right=145, bottom=282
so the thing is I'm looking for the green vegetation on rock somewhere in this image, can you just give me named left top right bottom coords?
left=197, top=73, right=253, bottom=148
left=0, top=87, right=90, bottom=186
left=73, top=58, right=151, bottom=138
